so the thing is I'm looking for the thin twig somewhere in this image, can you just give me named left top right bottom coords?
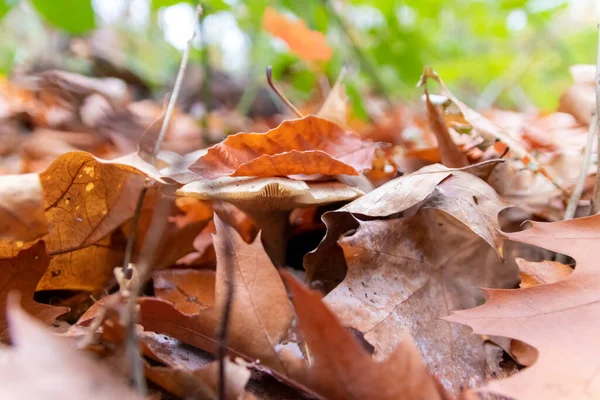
left=217, top=228, right=235, bottom=400
left=266, top=66, right=303, bottom=118
left=565, top=115, right=597, bottom=220
left=589, top=24, right=600, bottom=215
left=151, top=5, right=202, bottom=164
left=119, top=6, right=203, bottom=396
left=122, top=186, right=147, bottom=279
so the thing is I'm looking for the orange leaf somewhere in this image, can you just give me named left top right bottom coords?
left=262, top=7, right=332, bottom=61
left=190, top=115, right=376, bottom=179
left=447, top=215, right=600, bottom=400
left=281, top=271, right=448, bottom=400
left=0, top=242, right=67, bottom=340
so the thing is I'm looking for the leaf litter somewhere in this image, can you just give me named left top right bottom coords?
left=0, top=16, right=597, bottom=400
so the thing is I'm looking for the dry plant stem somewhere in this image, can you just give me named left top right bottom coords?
left=125, top=185, right=175, bottom=397
left=266, top=66, right=303, bottom=118
left=565, top=114, right=597, bottom=220
left=151, top=6, right=202, bottom=163
left=590, top=24, right=600, bottom=215
left=217, top=224, right=235, bottom=400
left=118, top=6, right=203, bottom=396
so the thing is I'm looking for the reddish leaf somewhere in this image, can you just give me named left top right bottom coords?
left=190, top=116, right=375, bottom=179
left=262, top=7, right=332, bottom=61
left=0, top=242, right=67, bottom=340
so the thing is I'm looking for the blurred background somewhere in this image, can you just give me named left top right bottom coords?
left=0, top=0, right=598, bottom=122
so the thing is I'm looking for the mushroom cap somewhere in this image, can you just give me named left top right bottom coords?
left=177, top=176, right=364, bottom=211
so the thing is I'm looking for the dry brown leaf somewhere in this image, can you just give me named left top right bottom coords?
left=262, top=7, right=332, bottom=61
left=0, top=242, right=67, bottom=340
left=516, top=257, right=573, bottom=289
left=153, top=269, right=216, bottom=315
left=420, top=68, right=562, bottom=188
left=36, top=235, right=123, bottom=292
left=320, top=211, right=513, bottom=394
left=0, top=173, right=48, bottom=242
left=305, top=163, right=509, bottom=286
left=171, top=197, right=214, bottom=229
left=139, top=214, right=297, bottom=375
left=558, top=64, right=595, bottom=125
left=190, top=115, right=375, bottom=179
left=317, top=70, right=348, bottom=128
left=424, top=89, right=469, bottom=168
left=0, top=151, right=172, bottom=292
left=39, top=151, right=148, bottom=253
left=281, top=271, right=448, bottom=400
left=0, top=294, right=140, bottom=400
left=145, top=359, right=251, bottom=400
left=447, top=215, right=600, bottom=400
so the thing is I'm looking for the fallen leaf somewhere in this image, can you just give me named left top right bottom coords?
left=423, top=88, right=469, bottom=168
left=36, top=235, right=123, bottom=292
left=171, top=197, right=213, bottom=229
left=281, top=271, right=448, bottom=400
left=321, top=210, right=512, bottom=394
left=420, top=68, right=562, bottom=189
left=0, top=293, right=140, bottom=399
left=190, top=115, right=375, bottom=179
left=305, top=163, right=509, bottom=286
left=145, top=359, right=251, bottom=400
left=0, top=173, right=48, bottom=242
left=153, top=269, right=216, bottom=315
left=446, top=215, right=600, bottom=400
left=39, top=151, right=149, bottom=253
left=317, top=70, right=348, bottom=128
left=558, top=64, right=595, bottom=125
left=516, top=257, right=573, bottom=289
left=0, top=242, right=67, bottom=340
left=262, top=7, right=332, bottom=61
left=139, top=214, right=297, bottom=375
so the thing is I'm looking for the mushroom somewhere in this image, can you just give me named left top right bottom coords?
left=177, top=176, right=364, bottom=265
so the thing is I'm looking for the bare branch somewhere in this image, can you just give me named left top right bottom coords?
left=589, top=24, right=600, bottom=215
left=266, top=66, right=303, bottom=118
left=217, top=226, right=235, bottom=400
left=117, top=6, right=203, bottom=396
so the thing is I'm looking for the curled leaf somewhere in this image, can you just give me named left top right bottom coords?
left=190, top=116, right=376, bottom=179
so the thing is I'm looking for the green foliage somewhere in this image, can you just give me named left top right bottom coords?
left=151, top=0, right=230, bottom=13
left=29, top=0, right=94, bottom=34
left=0, top=0, right=18, bottom=20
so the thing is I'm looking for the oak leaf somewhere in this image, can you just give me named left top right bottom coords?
left=139, top=214, right=296, bottom=375
left=0, top=242, right=67, bottom=340
left=189, top=115, right=375, bottom=179
left=447, top=215, right=600, bottom=400
left=281, top=271, right=449, bottom=400
left=0, top=294, right=140, bottom=399
left=262, top=7, right=332, bottom=61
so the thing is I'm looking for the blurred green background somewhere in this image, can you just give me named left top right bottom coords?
left=0, top=0, right=597, bottom=114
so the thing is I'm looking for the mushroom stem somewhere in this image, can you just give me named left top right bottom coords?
left=240, top=207, right=290, bottom=266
